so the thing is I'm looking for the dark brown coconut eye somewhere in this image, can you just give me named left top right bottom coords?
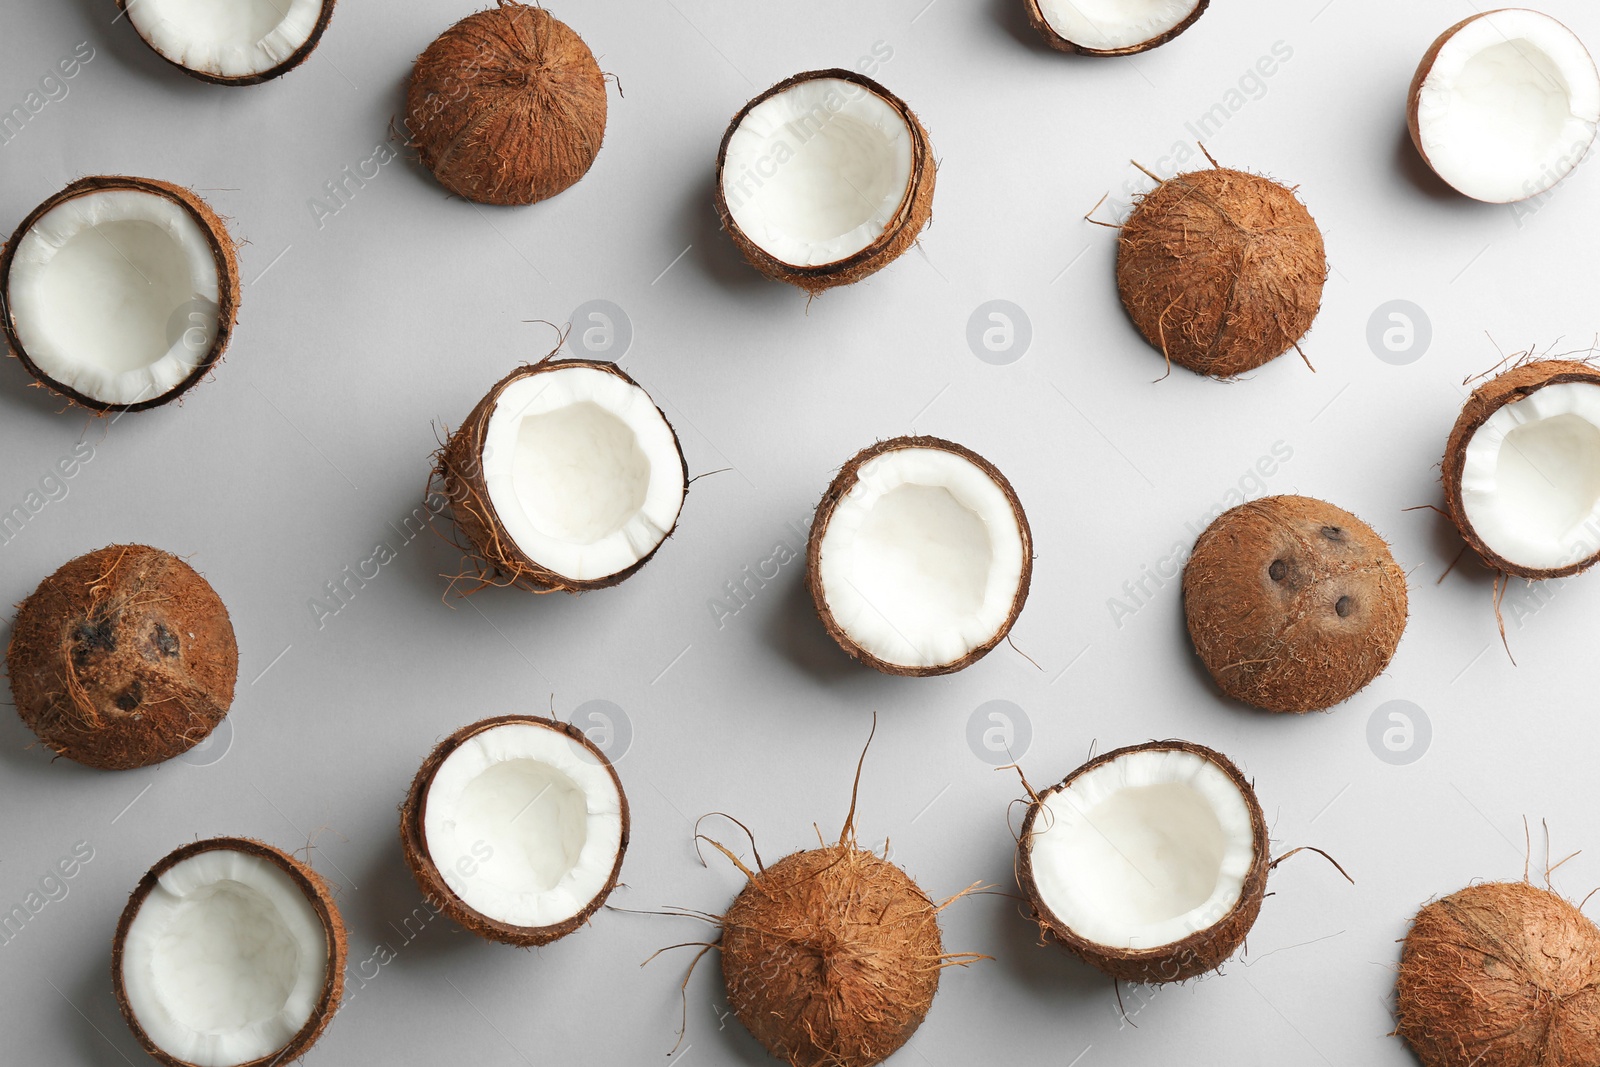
left=1335, top=596, right=1353, bottom=617
left=1321, top=525, right=1344, bottom=541
left=1269, top=560, right=1287, bottom=582
left=150, top=623, right=180, bottom=658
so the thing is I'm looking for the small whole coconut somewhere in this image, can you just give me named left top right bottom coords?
left=7, top=545, right=238, bottom=769
left=1117, top=161, right=1326, bottom=378
left=406, top=2, right=607, bottom=206
left=1183, top=495, right=1407, bottom=713
left=1396, top=881, right=1600, bottom=1066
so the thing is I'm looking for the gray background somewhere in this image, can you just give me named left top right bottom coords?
left=1, top=0, right=1597, bottom=1064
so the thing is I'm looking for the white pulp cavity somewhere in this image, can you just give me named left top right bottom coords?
left=128, top=0, right=325, bottom=79
left=1036, top=0, right=1202, bottom=51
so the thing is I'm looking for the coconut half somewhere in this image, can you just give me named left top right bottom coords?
left=1409, top=10, right=1600, bottom=204
left=806, top=436, right=1032, bottom=676
left=1, top=176, right=239, bottom=412
left=116, top=0, right=337, bottom=85
left=1443, top=359, right=1600, bottom=579
left=435, top=359, right=688, bottom=593
left=401, top=715, right=628, bottom=946
left=715, top=69, right=936, bottom=293
left=1025, top=0, right=1208, bottom=56
left=1017, top=741, right=1269, bottom=983
left=113, top=838, right=346, bottom=1067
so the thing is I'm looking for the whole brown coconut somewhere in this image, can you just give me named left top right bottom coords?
left=7, top=545, right=238, bottom=769
left=407, top=2, right=606, bottom=206
left=1117, top=163, right=1326, bottom=378
left=1183, top=495, right=1407, bottom=712
left=1397, top=882, right=1600, bottom=1067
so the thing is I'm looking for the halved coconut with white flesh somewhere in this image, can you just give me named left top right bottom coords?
left=117, top=0, right=338, bottom=85
left=1444, top=360, right=1600, bottom=579
left=715, top=69, right=936, bottom=293
left=807, top=436, right=1032, bottom=676
left=113, top=838, right=346, bottom=1067
left=1017, top=741, right=1270, bottom=983
left=1025, top=0, right=1208, bottom=56
left=1, top=176, right=239, bottom=412
left=1409, top=10, right=1600, bottom=204
left=401, top=715, right=629, bottom=946
left=435, top=359, right=688, bottom=593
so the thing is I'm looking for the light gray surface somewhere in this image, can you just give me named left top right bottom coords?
left=3, top=1, right=1599, bottom=1064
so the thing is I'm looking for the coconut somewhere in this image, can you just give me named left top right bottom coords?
left=116, top=0, right=338, bottom=85
left=6, top=545, right=238, bottom=770
left=1442, top=359, right=1600, bottom=580
left=1025, top=0, right=1208, bottom=56
left=112, top=837, right=347, bottom=1067
left=715, top=69, right=936, bottom=294
left=1117, top=163, right=1326, bottom=378
left=806, top=435, right=1032, bottom=676
left=406, top=2, right=607, bottom=206
left=400, top=714, right=629, bottom=946
left=1183, top=495, right=1408, bottom=713
left=1409, top=10, right=1600, bottom=204
left=1396, top=881, right=1600, bottom=1067
left=1, top=176, right=240, bottom=412
left=434, top=358, right=688, bottom=593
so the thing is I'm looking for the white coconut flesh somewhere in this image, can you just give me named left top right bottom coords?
left=119, top=849, right=328, bottom=1067
left=1415, top=10, right=1600, bottom=203
left=6, top=188, right=220, bottom=407
left=127, top=0, right=325, bottom=80
left=422, top=722, right=624, bottom=930
left=481, top=367, right=685, bottom=582
left=1036, top=0, right=1202, bottom=51
left=721, top=77, right=915, bottom=268
left=1029, top=748, right=1256, bottom=951
left=1460, top=382, right=1600, bottom=570
left=817, top=448, right=1026, bottom=669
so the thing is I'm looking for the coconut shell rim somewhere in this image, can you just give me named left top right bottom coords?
left=112, top=0, right=339, bottom=86
left=1022, top=0, right=1209, bottom=56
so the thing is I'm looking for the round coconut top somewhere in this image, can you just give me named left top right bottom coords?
left=1184, top=495, right=1407, bottom=713
left=1025, top=0, right=1209, bottom=56
left=6, top=544, right=238, bottom=770
left=1117, top=164, right=1326, bottom=378
left=115, top=0, right=338, bottom=86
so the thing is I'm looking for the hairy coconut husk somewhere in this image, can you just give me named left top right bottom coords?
left=433, top=357, right=687, bottom=594
left=1117, top=164, right=1326, bottom=378
left=1023, top=0, right=1209, bottom=55
left=714, top=69, right=937, bottom=294
left=1397, top=881, right=1600, bottom=1067
left=112, top=837, right=347, bottom=1067
left=6, top=545, right=238, bottom=770
left=1184, top=495, right=1408, bottom=713
left=1442, top=359, right=1600, bottom=579
left=113, top=0, right=338, bottom=86
left=399, top=714, right=630, bottom=946
left=1016, top=740, right=1270, bottom=983
left=1, top=176, right=240, bottom=413
left=805, top=435, right=1033, bottom=677
left=407, top=2, right=606, bottom=206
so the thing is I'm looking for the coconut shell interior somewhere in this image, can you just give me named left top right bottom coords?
left=1023, top=0, right=1209, bottom=56
left=113, top=0, right=338, bottom=86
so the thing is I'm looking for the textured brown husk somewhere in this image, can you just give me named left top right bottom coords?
left=805, top=435, right=1033, bottom=677
left=0, top=175, right=240, bottom=413
left=1183, top=494, right=1408, bottom=713
left=1442, top=360, right=1600, bottom=579
left=1016, top=740, right=1270, bottom=983
left=1117, top=165, right=1326, bottom=378
left=1023, top=0, right=1209, bottom=55
left=714, top=69, right=937, bottom=294
left=114, top=0, right=338, bottom=85
left=1396, top=881, right=1600, bottom=1067
left=407, top=2, right=606, bottom=206
left=6, top=544, right=238, bottom=770
left=112, top=837, right=348, bottom=1067
left=434, top=358, right=688, bottom=593
left=399, top=714, right=630, bottom=946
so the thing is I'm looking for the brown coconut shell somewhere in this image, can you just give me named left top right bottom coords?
left=399, top=714, right=630, bottom=946
left=1117, top=164, right=1326, bottom=378
left=434, top=357, right=688, bottom=593
left=406, top=2, right=606, bottom=206
left=1016, top=740, right=1270, bottom=984
left=1184, top=495, right=1408, bottom=713
left=805, top=435, right=1033, bottom=677
left=114, top=0, right=338, bottom=86
left=6, top=544, right=238, bottom=770
left=714, top=69, right=937, bottom=294
left=112, top=837, right=347, bottom=1067
left=1442, top=359, right=1600, bottom=579
left=1024, top=0, right=1209, bottom=56
left=0, top=175, right=240, bottom=413
left=1396, top=881, right=1600, bottom=1067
